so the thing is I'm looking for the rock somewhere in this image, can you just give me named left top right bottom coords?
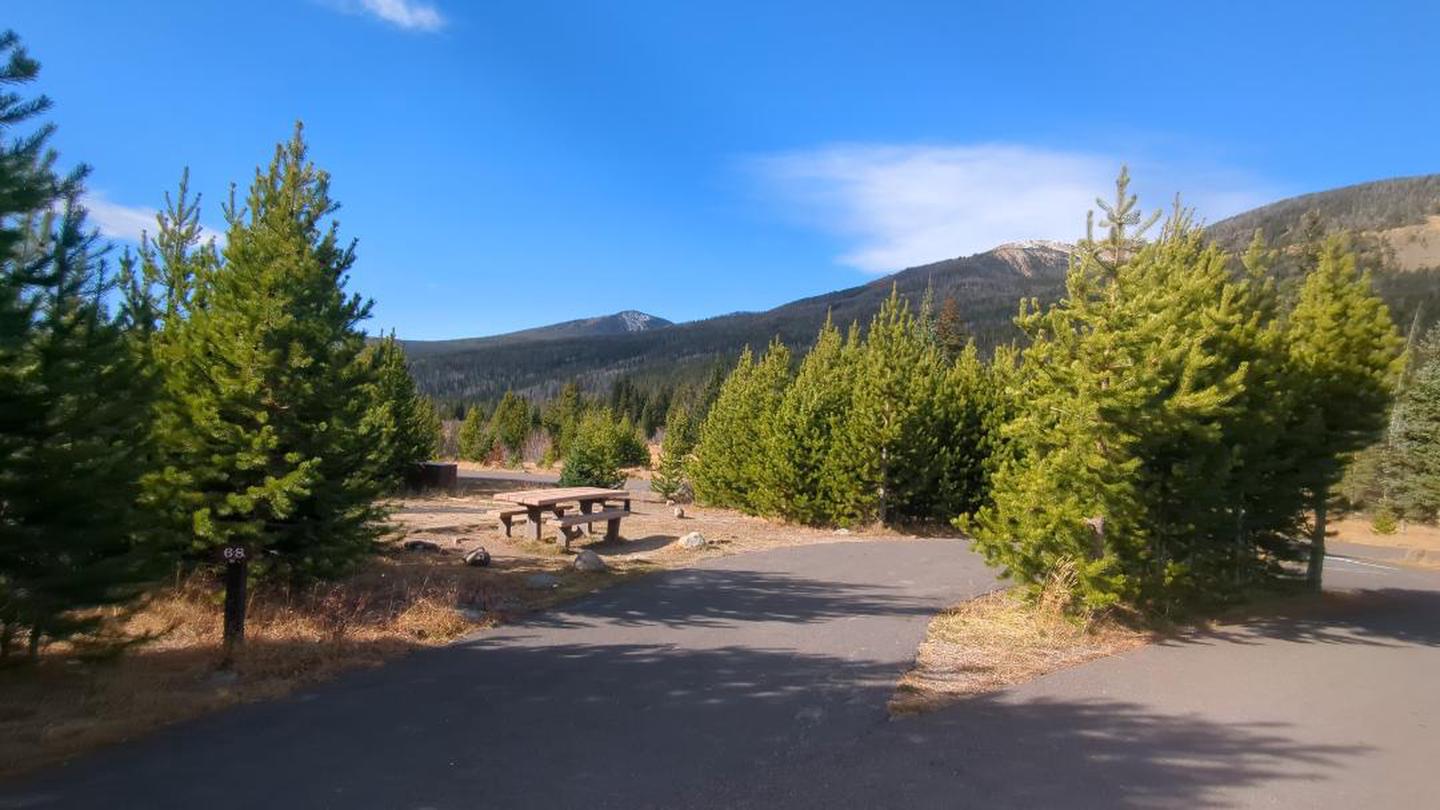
left=833, top=528, right=850, bottom=536
left=463, top=547, right=491, bottom=567
left=573, top=549, right=607, bottom=572
left=525, top=573, right=561, bottom=590
left=402, top=539, right=442, bottom=552
left=458, top=607, right=488, bottom=622
left=677, top=531, right=707, bottom=549
left=672, top=505, right=686, bottom=519
left=665, top=499, right=676, bottom=506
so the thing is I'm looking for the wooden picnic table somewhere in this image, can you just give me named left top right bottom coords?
left=494, top=487, right=632, bottom=543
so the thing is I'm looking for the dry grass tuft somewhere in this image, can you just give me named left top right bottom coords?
left=889, top=568, right=1153, bottom=716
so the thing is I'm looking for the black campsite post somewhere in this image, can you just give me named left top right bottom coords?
left=219, top=545, right=250, bottom=666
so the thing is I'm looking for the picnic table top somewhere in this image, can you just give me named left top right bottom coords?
left=494, top=487, right=630, bottom=507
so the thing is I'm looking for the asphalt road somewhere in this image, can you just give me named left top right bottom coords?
left=0, top=540, right=993, bottom=809
left=3, top=540, right=1436, bottom=809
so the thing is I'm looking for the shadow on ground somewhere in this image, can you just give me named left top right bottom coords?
left=1168, top=587, right=1440, bottom=649
left=513, top=567, right=944, bottom=630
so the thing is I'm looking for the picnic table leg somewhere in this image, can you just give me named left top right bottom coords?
left=605, top=516, right=621, bottom=542
left=527, top=506, right=543, bottom=542
left=579, top=499, right=595, bottom=535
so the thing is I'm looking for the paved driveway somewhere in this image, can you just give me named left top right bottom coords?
left=3, top=540, right=1436, bottom=809
left=0, top=540, right=993, bottom=809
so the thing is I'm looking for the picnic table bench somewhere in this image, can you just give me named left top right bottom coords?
left=494, top=487, right=632, bottom=549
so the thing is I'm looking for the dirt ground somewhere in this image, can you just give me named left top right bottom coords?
left=0, top=483, right=909, bottom=779
left=1332, top=516, right=1440, bottom=566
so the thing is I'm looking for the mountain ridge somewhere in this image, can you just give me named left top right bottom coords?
left=406, top=174, right=1440, bottom=405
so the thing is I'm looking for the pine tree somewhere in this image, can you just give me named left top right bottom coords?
left=966, top=190, right=1270, bottom=609
left=652, top=401, right=699, bottom=501
left=935, top=294, right=970, bottom=360
left=828, top=287, right=948, bottom=524
left=360, top=333, right=440, bottom=489
left=765, top=316, right=852, bottom=523
left=558, top=409, right=626, bottom=489
left=541, top=381, right=582, bottom=460
left=1284, top=235, right=1403, bottom=587
left=0, top=32, right=160, bottom=655
left=489, top=390, right=530, bottom=463
left=691, top=340, right=791, bottom=512
left=1390, top=327, right=1440, bottom=520
left=151, top=124, right=384, bottom=582
left=458, top=404, right=492, bottom=462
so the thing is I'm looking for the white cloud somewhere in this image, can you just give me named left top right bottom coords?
left=323, top=0, right=447, bottom=32
left=748, top=143, right=1278, bottom=274
left=84, top=193, right=223, bottom=247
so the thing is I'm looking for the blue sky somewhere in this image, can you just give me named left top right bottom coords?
left=10, top=1, right=1439, bottom=338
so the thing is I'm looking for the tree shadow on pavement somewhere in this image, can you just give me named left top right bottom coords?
left=768, top=695, right=1371, bottom=810
left=516, top=567, right=944, bottom=630
left=1166, top=588, right=1440, bottom=649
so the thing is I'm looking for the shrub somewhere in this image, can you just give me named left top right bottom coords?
left=558, top=410, right=627, bottom=489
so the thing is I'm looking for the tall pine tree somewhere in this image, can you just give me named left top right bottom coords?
left=151, top=124, right=384, bottom=582
left=1284, top=235, right=1402, bottom=587
left=0, top=32, right=159, bottom=655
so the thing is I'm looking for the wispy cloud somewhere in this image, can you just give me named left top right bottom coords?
left=84, top=193, right=223, bottom=247
left=748, top=143, right=1278, bottom=273
left=322, top=0, right=447, bottom=32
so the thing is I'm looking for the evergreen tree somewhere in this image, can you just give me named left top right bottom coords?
left=558, top=409, right=627, bottom=489
left=0, top=32, right=159, bottom=655
left=1284, top=235, right=1403, bottom=587
left=1390, top=327, right=1440, bottom=520
left=541, top=381, right=583, bottom=459
left=150, top=124, right=383, bottom=582
left=489, top=390, right=530, bottom=463
left=828, top=287, right=949, bottom=524
left=457, top=404, right=492, bottom=462
left=765, top=316, right=852, bottom=523
left=691, top=340, right=791, bottom=512
left=935, top=294, right=970, bottom=360
left=652, top=401, right=698, bottom=501
left=360, top=333, right=440, bottom=488
left=966, top=193, right=1271, bottom=609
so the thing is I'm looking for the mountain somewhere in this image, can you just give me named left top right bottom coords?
left=1207, top=174, right=1440, bottom=333
left=406, top=175, right=1440, bottom=406
left=402, top=310, right=671, bottom=359
left=404, top=242, right=1072, bottom=403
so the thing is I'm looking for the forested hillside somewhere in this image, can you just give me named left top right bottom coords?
left=404, top=242, right=1072, bottom=403
left=407, top=175, right=1440, bottom=408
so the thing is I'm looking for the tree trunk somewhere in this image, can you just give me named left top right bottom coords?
left=1307, top=484, right=1328, bottom=589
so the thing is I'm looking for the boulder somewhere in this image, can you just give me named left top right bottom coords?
left=573, top=549, right=607, bottom=572
left=525, top=573, right=561, bottom=590
left=402, top=539, right=442, bottom=552
left=677, top=531, right=707, bottom=549
left=463, top=547, right=491, bottom=567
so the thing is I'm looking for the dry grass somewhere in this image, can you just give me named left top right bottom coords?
left=889, top=571, right=1154, bottom=716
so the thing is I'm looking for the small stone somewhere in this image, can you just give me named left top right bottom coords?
left=833, top=528, right=851, bottom=535
left=458, top=607, right=488, bottom=622
left=678, top=531, right=707, bottom=549
left=403, top=539, right=442, bottom=552
left=463, top=547, right=491, bottom=567
left=672, top=506, right=686, bottom=519
left=573, top=549, right=607, bottom=572
left=525, top=573, right=561, bottom=590
left=665, top=499, right=676, bottom=507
